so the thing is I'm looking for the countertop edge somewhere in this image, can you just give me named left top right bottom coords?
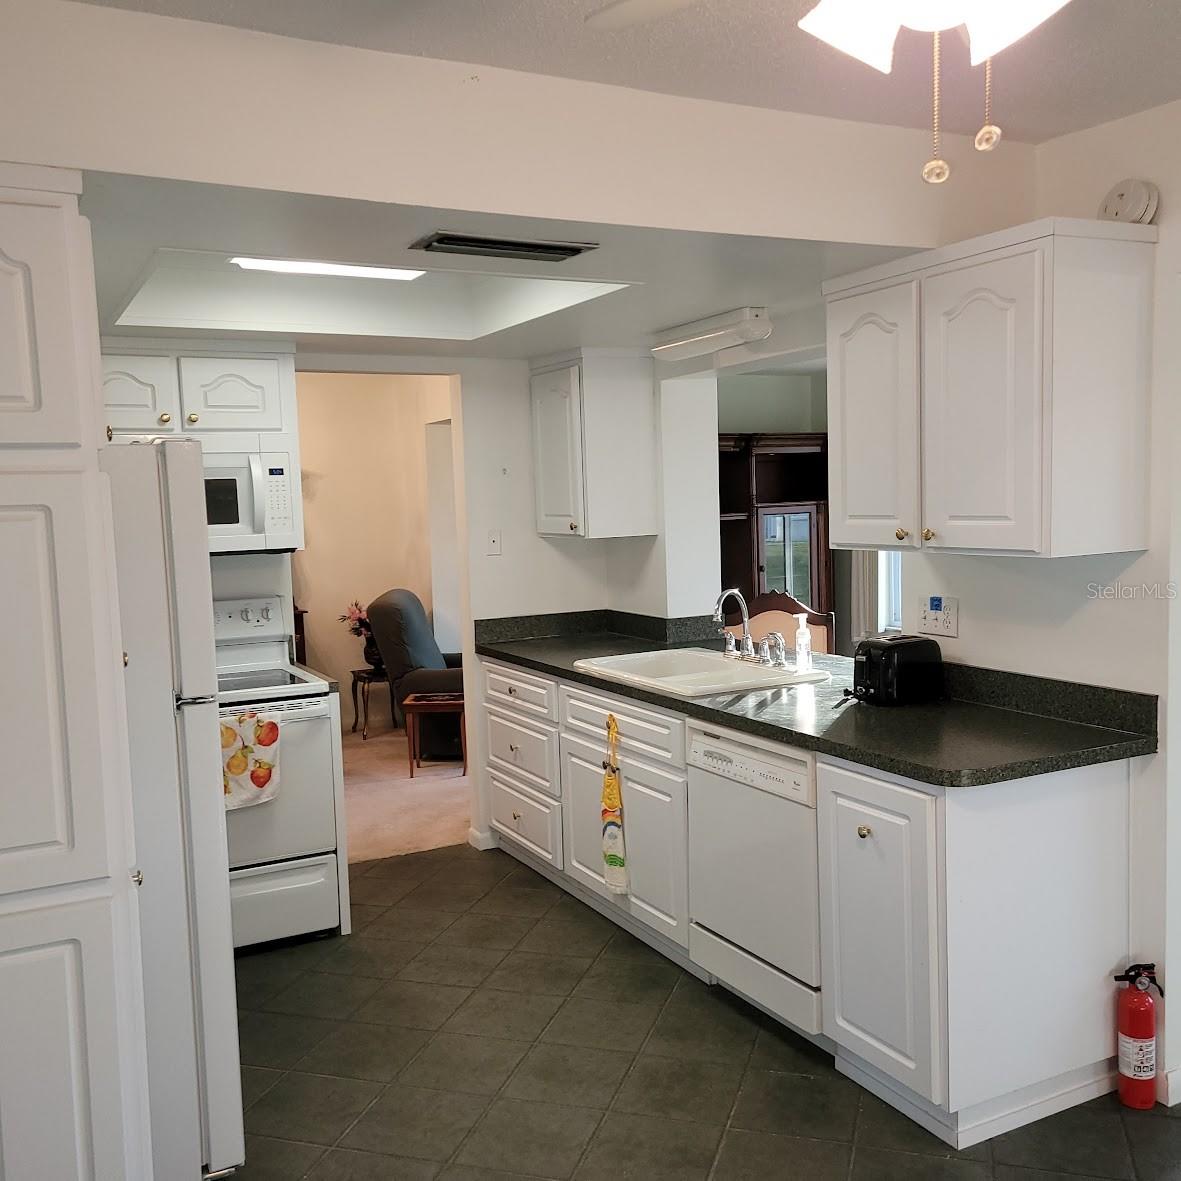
left=475, top=642, right=1157, bottom=789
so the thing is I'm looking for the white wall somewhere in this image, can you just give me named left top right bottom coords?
left=717, top=373, right=827, bottom=433
left=426, top=422, right=462, bottom=652
left=3, top=0, right=1033, bottom=249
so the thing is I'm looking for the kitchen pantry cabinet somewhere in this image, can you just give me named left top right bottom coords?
left=823, top=218, right=1155, bottom=556
left=530, top=350, right=658, bottom=538
left=101, top=340, right=295, bottom=437
left=0, top=164, right=150, bottom=1179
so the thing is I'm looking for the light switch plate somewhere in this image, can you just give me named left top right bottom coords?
left=919, top=594, right=959, bottom=638
left=486, top=529, right=502, bottom=556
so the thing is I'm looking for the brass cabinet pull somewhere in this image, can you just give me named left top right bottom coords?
left=508, top=743, right=520, bottom=754
left=507, top=686, right=518, bottom=696
left=106, top=425, right=113, bottom=441
left=158, top=412, right=172, bottom=424
left=512, top=811, right=522, bottom=822
left=130, top=868, right=144, bottom=885
left=857, top=825, right=872, bottom=839
left=187, top=412, right=200, bottom=423
left=921, top=528, right=936, bottom=541
left=895, top=528, right=909, bottom=541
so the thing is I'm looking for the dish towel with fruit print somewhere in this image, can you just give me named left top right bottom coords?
left=601, top=713, right=628, bottom=895
left=221, top=711, right=281, bottom=810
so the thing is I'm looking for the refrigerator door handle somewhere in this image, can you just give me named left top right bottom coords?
left=248, top=453, right=266, bottom=535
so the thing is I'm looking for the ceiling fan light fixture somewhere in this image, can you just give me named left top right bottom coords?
left=796, top=0, right=901, bottom=73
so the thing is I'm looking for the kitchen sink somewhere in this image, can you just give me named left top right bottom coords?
left=572, top=647, right=830, bottom=699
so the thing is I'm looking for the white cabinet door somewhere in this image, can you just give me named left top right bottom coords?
left=0, top=191, right=88, bottom=447
left=531, top=365, right=585, bottom=536
left=826, top=282, right=921, bottom=548
left=921, top=249, right=1044, bottom=552
left=818, top=762, right=941, bottom=1102
left=560, top=733, right=688, bottom=946
left=179, top=355, right=284, bottom=431
left=0, top=893, right=137, bottom=1180
left=102, top=354, right=181, bottom=433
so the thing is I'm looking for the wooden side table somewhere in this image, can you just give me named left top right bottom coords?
left=402, top=692, right=467, bottom=777
left=350, top=667, right=389, bottom=740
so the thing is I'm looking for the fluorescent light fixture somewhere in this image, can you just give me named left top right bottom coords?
left=798, top=0, right=1075, bottom=73
left=651, top=308, right=773, bottom=361
left=229, top=256, right=424, bottom=281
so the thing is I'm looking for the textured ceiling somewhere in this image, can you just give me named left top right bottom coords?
left=72, top=0, right=1181, bottom=143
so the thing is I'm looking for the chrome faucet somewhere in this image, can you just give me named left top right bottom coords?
left=713, top=588, right=754, bottom=659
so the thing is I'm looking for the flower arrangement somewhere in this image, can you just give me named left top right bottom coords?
left=338, top=600, right=371, bottom=638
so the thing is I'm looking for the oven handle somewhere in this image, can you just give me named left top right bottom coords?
left=248, top=453, right=266, bottom=534
left=220, top=700, right=331, bottom=722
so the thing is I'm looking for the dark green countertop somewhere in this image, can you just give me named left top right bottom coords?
left=475, top=634, right=1156, bottom=788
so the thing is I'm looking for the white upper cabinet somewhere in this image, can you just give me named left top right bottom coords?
left=530, top=351, right=658, bottom=539
left=921, top=249, right=1044, bottom=552
left=824, top=219, right=1155, bottom=556
left=179, top=355, right=285, bottom=431
left=101, top=354, right=181, bottom=432
left=826, top=281, right=921, bottom=548
left=531, top=364, right=586, bottom=535
left=0, top=188, right=90, bottom=448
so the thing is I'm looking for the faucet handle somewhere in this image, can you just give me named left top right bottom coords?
left=740, top=633, right=755, bottom=659
left=722, top=631, right=738, bottom=656
left=757, top=638, right=773, bottom=665
left=767, top=631, right=788, bottom=666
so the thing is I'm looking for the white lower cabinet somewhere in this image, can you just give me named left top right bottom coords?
left=560, top=732, right=689, bottom=947
left=817, top=761, right=941, bottom=1102
left=490, top=768, right=563, bottom=869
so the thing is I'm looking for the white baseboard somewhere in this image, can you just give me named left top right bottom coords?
left=467, top=826, right=498, bottom=851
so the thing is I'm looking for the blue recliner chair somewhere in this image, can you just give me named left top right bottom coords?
left=367, top=589, right=463, bottom=760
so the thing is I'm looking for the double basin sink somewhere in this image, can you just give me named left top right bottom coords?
left=572, top=647, right=830, bottom=699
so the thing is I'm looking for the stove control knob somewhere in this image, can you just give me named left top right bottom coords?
left=261, top=606, right=272, bottom=621
left=240, top=607, right=254, bottom=622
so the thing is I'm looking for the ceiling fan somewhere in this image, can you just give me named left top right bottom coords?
left=584, top=0, right=699, bottom=31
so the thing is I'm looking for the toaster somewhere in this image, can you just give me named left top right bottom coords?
left=852, top=635, right=943, bottom=705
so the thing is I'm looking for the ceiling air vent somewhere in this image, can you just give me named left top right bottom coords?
left=410, top=232, right=598, bottom=263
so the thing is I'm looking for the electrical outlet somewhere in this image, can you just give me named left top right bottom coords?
left=919, top=594, right=959, bottom=638
left=486, top=529, right=502, bottom=556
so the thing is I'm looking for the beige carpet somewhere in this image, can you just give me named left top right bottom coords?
left=341, top=722, right=470, bottom=863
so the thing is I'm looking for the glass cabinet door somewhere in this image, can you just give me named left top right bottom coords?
left=758, top=502, right=822, bottom=604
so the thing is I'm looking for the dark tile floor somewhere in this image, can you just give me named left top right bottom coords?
left=234, top=844, right=1181, bottom=1180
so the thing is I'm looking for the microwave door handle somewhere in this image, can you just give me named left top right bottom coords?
left=248, top=454, right=266, bottom=534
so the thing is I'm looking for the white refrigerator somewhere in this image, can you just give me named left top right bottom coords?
left=103, top=438, right=245, bottom=1179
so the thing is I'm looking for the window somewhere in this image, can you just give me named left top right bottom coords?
left=877, top=550, right=903, bottom=632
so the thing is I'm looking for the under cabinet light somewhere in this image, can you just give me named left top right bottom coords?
left=230, top=256, right=424, bottom=281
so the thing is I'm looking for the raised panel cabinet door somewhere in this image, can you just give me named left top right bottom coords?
left=0, top=191, right=88, bottom=447
left=0, top=893, right=137, bottom=1180
left=102, top=354, right=180, bottom=432
left=826, top=282, right=921, bottom=548
left=559, top=733, right=615, bottom=902
left=178, top=355, right=284, bottom=431
left=617, top=755, right=688, bottom=947
left=0, top=470, right=112, bottom=894
left=818, top=762, right=940, bottom=1102
left=530, top=365, right=585, bottom=536
left=921, top=249, right=1044, bottom=552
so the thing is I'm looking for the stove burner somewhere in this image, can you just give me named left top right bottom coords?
left=217, top=669, right=307, bottom=693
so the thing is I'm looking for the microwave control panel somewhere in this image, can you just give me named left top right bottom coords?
left=262, top=454, right=293, bottom=532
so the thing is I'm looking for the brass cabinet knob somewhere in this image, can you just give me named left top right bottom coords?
left=130, top=868, right=144, bottom=885
left=158, top=412, right=172, bottom=424
left=857, top=825, right=872, bottom=839
left=895, top=528, right=909, bottom=541
left=512, top=811, right=522, bottom=822
left=921, top=528, right=936, bottom=541
left=507, top=686, right=518, bottom=696
left=187, top=412, right=200, bottom=423
left=105, top=425, right=113, bottom=442
left=569, top=521, right=578, bottom=532
left=508, top=743, right=520, bottom=754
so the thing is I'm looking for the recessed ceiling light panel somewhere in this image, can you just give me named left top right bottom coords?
left=230, top=256, right=424, bottom=280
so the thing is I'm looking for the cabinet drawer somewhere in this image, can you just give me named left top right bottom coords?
left=483, top=661, right=557, bottom=722
left=560, top=685, right=685, bottom=768
left=490, top=769, right=563, bottom=869
left=486, top=705, right=558, bottom=797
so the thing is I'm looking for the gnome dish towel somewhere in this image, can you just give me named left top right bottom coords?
left=221, top=710, right=280, bottom=810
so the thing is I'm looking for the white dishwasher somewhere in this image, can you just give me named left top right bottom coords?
left=687, top=721, right=822, bottom=1033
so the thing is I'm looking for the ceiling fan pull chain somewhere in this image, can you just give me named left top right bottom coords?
left=922, top=31, right=950, bottom=183
left=975, top=57, right=1003, bottom=151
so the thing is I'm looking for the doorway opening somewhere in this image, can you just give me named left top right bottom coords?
left=291, top=371, right=469, bottom=862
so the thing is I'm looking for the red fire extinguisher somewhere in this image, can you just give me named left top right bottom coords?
left=1114, top=962, right=1163, bottom=1109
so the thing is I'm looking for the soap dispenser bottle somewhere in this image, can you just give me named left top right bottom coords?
left=793, top=612, right=812, bottom=673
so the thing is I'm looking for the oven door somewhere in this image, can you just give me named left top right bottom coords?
left=203, top=450, right=266, bottom=553
left=223, top=697, right=338, bottom=868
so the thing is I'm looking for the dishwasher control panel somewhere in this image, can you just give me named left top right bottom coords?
left=687, top=730, right=814, bottom=806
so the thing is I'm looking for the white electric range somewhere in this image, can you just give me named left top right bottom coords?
left=214, top=597, right=351, bottom=947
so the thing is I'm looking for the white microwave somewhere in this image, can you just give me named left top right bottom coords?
left=202, top=435, right=303, bottom=553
